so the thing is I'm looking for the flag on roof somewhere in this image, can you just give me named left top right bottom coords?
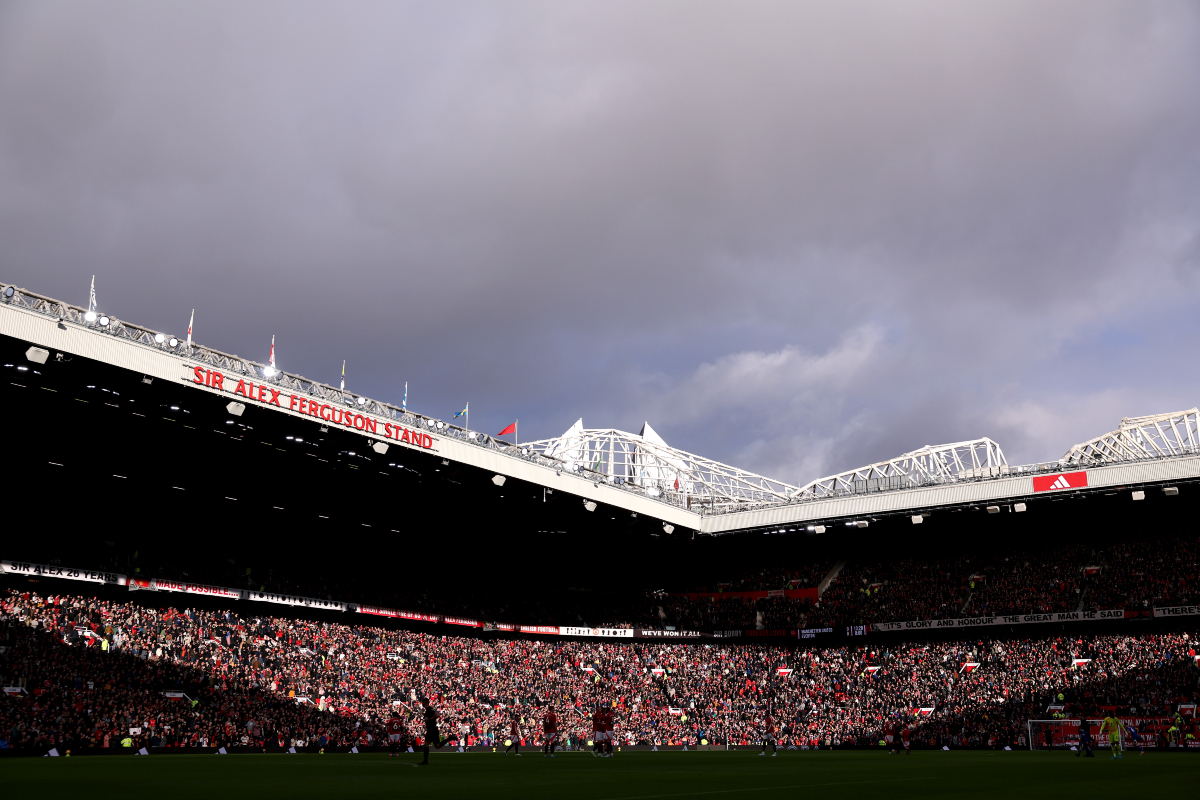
left=268, top=335, right=276, bottom=371
left=340, top=360, right=345, bottom=391
left=498, top=422, right=516, bottom=436
left=89, top=275, right=97, bottom=312
left=453, top=404, right=468, bottom=419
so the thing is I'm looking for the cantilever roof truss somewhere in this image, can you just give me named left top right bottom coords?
left=793, top=437, right=1009, bottom=500
left=1061, top=408, right=1200, bottom=465
left=523, top=421, right=798, bottom=509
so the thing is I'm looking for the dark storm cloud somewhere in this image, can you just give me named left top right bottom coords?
left=2, top=1, right=1199, bottom=485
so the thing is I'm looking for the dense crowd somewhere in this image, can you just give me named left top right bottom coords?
left=13, top=536, right=1197, bottom=634
left=2, top=589, right=1197, bottom=754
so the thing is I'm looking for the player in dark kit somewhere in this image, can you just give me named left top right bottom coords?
left=385, top=714, right=407, bottom=758
left=542, top=709, right=559, bottom=758
left=1125, top=723, right=1144, bottom=755
left=1077, top=721, right=1095, bottom=757
left=417, top=697, right=448, bottom=765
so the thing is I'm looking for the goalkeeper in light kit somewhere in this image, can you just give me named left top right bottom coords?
left=1099, top=714, right=1126, bottom=759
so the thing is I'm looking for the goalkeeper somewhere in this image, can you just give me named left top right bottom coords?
left=1098, top=714, right=1126, bottom=759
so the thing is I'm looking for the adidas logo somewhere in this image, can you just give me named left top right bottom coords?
left=1048, top=475, right=1071, bottom=490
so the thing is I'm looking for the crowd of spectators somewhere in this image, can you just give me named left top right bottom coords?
left=2, top=589, right=1197, bottom=754
left=8, top=536, right=1197, bottom=636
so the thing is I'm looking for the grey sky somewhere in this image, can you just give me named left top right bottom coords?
left=2, top=1, right=1198, bottom=485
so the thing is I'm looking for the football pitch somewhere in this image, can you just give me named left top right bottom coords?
left=0, top=749, right=1191, bottom=799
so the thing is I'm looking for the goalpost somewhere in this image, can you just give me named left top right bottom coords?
left=1026, top=720, right=1122, bottom=751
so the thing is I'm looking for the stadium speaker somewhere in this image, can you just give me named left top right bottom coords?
left=1013, top=503, right=1027, bottom=512
left=663, top=523, right=674, bottom=534
left=583, top=500, right=597, bottom=512
left=24, top=346, right=49, bottom=365
left=1131, top=490, right=1145, bottom=501
left=371, top=442, right=389, bottom=455
left=986, top=506, right=999, bottom=514
left=226, top=401, right=246, bottom=417
left=911, top=515, right=923, bottom=524
left=1163, top=487, right=1179, bottom=496
left=492, top=475, right=506, bottom=486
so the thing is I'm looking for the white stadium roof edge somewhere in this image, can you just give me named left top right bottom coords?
left=3, top=282, right=1200, bottom=535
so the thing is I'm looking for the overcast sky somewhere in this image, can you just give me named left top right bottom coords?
left=2, top=1, right=1198, bottom=486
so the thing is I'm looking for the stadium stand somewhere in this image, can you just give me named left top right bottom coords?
left=2, top=589, right=1196, bottom=753
left=5, top=535, right=1195, bottom=636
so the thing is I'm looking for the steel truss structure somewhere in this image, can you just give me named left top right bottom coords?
left=0, top=283, right=713, bottom=515
left=793, top=438, right=1009, bottom=500
left=522, top=420, right=799, bottom=510
left=6, top=282, right=1200, bottom=520
left=1061, top=409, right=1200, bottom=465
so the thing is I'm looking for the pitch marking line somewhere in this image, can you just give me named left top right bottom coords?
left=596, top=776, right=936, bottom=800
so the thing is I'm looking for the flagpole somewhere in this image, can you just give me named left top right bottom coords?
left=465, top=402, right=469, bottom=433
left=187, top=309, right=194, bottom=347
left=516, top=419, right=518, bottom=447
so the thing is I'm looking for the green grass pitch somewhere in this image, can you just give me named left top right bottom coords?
left=0, top=750, right=1191, bottom=799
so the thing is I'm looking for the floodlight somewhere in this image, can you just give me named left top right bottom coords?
left=583, top=500, right=597, bottom=512
left=492, top=475, right=506, bottom=487
left=1131, top=490, right=1145, bottom=501
left=84, top=311, right=97, bottom=322
left=154, top=333, right=165, bottom=343
left=663, top=523, right=674, bottom=534
left=168, top=337, right=179, bottom=348
left=1014, top=503, right=1027, bottom=512
left=263, top=367, right=277, bottom=377
left=435, top=421, right=443, bottom=429
left=98, top=315, right=110, bottom=326
left=1163, top=487, right=1179, bottom=496
left=2, top=286, right=13, bottom=300
left=357, top=397, right=367, bottom=406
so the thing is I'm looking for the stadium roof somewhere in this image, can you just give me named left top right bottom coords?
left=3, top=280, right=1200, bottom=536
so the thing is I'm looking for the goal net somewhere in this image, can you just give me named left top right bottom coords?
left=1026, top=720, right=1121, bottom=751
